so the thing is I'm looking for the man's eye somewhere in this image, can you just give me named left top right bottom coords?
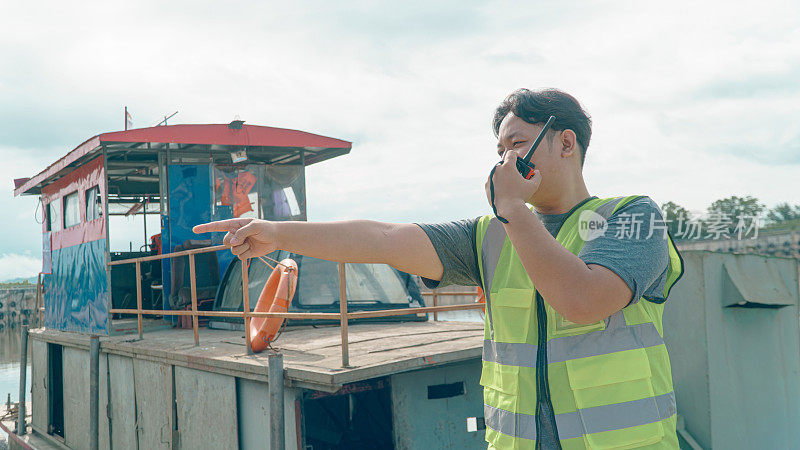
left=512, top=141, right=525, bottom=147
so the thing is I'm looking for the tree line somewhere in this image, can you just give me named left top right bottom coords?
left=661, top=196, right=800, bottom=240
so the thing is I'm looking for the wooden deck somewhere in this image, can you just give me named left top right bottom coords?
left=29, top=321, right=484, bottom=392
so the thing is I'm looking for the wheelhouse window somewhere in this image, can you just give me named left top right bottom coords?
left=295, top=257, right=410, bottom=306
left=85, top=186, right=101, bottom=221
left=48, top=200, right=62, bottom=232
left=63, top=191, right=80, bottom=228
left=213, top=165, right=260, bottom=219
left=263, top=164, right=306, bottom=221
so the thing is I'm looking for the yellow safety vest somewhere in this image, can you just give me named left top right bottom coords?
left=476, top=196, right=684, bottom=449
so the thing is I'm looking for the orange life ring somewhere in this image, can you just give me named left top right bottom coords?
left=250, top=258, right=298, bottom=353
left=476, top=287, right=486, bottom=312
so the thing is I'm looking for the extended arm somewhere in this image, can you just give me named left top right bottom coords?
left=192, top=219, right=444, bottom=281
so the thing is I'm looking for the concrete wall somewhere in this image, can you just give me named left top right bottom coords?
left=0, top=287, right=36, bottom=328
left=664, top=251, right=800, bottom=449
left=663, top=252, right=712, bottom=447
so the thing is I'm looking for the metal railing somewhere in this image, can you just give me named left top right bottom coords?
left=107, top=245, right=484, bottom=367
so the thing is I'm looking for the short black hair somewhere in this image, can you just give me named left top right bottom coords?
left=493, top=88, right=592, bottom=165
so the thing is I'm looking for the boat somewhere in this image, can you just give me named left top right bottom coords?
left=11, top=120, right=486, bottom=449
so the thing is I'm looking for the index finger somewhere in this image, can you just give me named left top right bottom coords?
left=502, top=149, right=516, bottom=164
left=192, top=218, right=251, bottom=234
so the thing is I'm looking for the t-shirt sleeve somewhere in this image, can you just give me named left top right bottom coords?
left=578, top=197, right=670, bottom=305
left=414, top=218, right=482, bottom=289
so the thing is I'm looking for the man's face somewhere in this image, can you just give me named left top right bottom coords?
left=495, top=112, right=564, bottom=204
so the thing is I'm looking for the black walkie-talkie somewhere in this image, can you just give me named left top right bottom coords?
left=490, top=115, right=557, bottom=223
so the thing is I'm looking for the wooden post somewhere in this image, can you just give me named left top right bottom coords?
left=242, top=259, right=253, bottom=354
left=268, top=353, right=285, bottom=450
left=189, top=253, right=199, bottom=346
left=338, top=262, right=349, bottom=368
left=16, top=325, right=28, bottom=435
left=135, top=261, right=143, bottom=339
left=432, top=289, right=438, bottom=321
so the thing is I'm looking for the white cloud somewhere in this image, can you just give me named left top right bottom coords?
left=0, top=253, right=41, bottom=281
left=2, top=0, right=800, bottom=259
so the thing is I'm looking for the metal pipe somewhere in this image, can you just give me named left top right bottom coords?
left=108, top=244, right=226, bottom=266
left=242, top=260, right=253, bottom=355
left=17, top=324, right=28, bottom=435
left=420, top=291, right=474, bottom=297
left=135, top=261, right=143, bottom=339
left=189, top=253, right=199, bottom=346
left=107, top=175, right=159, bottom=183
left=268, top=353, right=285, bottom=450
left=36, top=273, right=43, bottom=326
left=143, top=198, right=147, bottom=251
left=107, top=212, right=162, bottom=216
left=432, top=289, right=438, bottom=321
left=338, top=262, right=349, bottom=368
left=108, top=302, right=485, bottom=319
left=89, top=335, right=100, bottom=450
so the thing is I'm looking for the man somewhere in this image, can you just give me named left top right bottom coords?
left=194, top=88, right=683, bottom=449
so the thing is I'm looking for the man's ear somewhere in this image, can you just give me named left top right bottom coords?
left=560, top=129, right=577, bottom=158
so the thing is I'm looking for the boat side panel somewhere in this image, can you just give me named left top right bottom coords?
left=236, top=377, right=300, bottom=450
left=99, top=354, right=138, bottom=450
left=133, top=359, right=173, bottom=450
left=63, top=346, right=90, bottom=450
left=31, top=338, right=48, bottom=433
left=44, top=239, right=109, bottom=335
left=41, top=155, right=109, bottom=335
left=175, top=365, right=239, bottom=449
left=391, top=360, right=485, bottom=450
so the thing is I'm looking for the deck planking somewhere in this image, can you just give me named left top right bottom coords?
left=29, top=321, right=484, bottom=392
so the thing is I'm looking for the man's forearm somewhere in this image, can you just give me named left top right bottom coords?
left=273, top=220, right=444, bottom=279
left=274, top=220, right=396, bottom=263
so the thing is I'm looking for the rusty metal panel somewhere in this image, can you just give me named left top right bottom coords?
left=63, top=346, right=90, bottom=450
left=175, top=365, right=238, bottom=449
left=236, top=378, right=299, bottom=450
left=31, top=339, right=48, bottom=432
left=133, top=359, right=173, bottom=450
left=98, top=354, right=137, bottom=450
left=391, top=360, right=484, bottom=449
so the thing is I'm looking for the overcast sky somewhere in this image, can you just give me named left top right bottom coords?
left=2, top=0, right=799, bottom=280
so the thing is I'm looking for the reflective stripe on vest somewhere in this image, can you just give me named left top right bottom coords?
left=485, top=391, right=676, bottom=441
left=483, top=312, right=666, bottom=367
left=477, top=196, right=683, bottom=449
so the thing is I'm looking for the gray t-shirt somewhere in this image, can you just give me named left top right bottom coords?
left=416, top=196, right=671, bottom=305
left=416, top=196, right=671, bottom=448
